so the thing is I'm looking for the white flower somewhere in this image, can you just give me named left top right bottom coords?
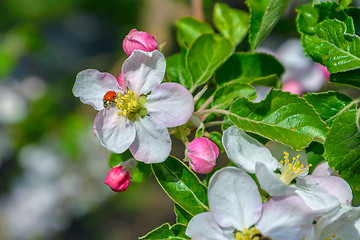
left=73, top=50, right=194, bottom=163
left=185, top=167, right=314, bottom=240
left=222, top=126, right=352, bottom=215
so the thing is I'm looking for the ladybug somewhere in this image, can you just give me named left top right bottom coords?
left=103, top=91, right=117, bottom=108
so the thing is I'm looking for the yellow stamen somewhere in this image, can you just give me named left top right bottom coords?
left=279, top=152, right=309, bottom=185
left=115, top=90, right=147, bottom=122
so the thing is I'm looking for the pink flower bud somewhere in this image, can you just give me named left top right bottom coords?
left=116, top=73, right=127, bottom=90
left=104, top=166, right=130, bottom=192
left=123, top=29, right=159, bottom=56
left=187, top=137, right=219, bottom=174
left=282, top=80, right=303, bottom=96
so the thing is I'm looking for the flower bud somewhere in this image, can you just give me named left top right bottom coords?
left=123, top=29, right=159, bottom=56
left=282, top=80, right=303, bottom=96
left=104, top=165, right=131, bottom=192
left=187, top=137, right=219, bottom=174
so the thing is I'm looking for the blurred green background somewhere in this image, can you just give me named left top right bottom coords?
left=1, top=0, right=359, bottom=239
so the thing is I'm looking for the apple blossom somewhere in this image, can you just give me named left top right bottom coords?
left=73, top=50, right=194, bottom=163
left=187, top=137, right=219, bottom=174
left=185, top=167, right=314, bottom=240
left=105, top=166, right=131, bottom=192
left=123, top=29, right=159, bottom=56
left=222, top=126, right=352, bottom=215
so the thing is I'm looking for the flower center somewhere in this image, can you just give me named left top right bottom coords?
left=115, top=89, right=147, bottom=122
left=326, top=234, right=340, bottom=240
left=234, top=227, right=270, bottom=240
left=279, top=152, right=311, bottom=185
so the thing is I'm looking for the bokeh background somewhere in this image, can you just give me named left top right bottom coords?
left=0, top=0, right=359, bottom=239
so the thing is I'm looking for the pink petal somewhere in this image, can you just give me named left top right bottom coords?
left=122, top=50, right=165, bottom=95
left=146, top=82, right=194, bottom=127
left=129, top=116, right=171, bottom=163
left=94, top=108, right=136, bottom=153
left=73, top=69, right=121, bottom=111
left=256, top=195, right=313, bottom=240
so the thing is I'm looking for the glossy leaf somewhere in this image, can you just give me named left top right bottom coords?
left=247, top=0, right=290, bottom=50
left=140, top=223, right=189, bottom=240
left=324, top=110, right=360, bottom=191
left=151, top=156, right=209, bottom=216
left=166, top=51, right=192, bottom=89
left=215, top=52, right=283, bottom=87
left=297, top=2, right=355, bottom=35
left=213, top=3, right=249, bottom=46
left=229, top=89, right=329, bottom=150
left=186, top=33, right=233, bottom=91
left=302, top=19, right=360, bottom=74
left=303, top=91, right=356, bottom=125
left=176, top=17, right=214, bottom=49
left=339, top=0, right=352, bottom=10
left=212, top=82, right=256, bottom=109
left=330, top=69, right=360, bottom=88
left=175, top=203, right=193, bottom=225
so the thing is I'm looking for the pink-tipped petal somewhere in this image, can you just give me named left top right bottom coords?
left=187, top=137, right=219, bottom=174
left=116, top=73, right=127, bottom=90
left=312, top=162, right=334, bottom=176
left=208, top=167, right=262, bottom=231
left=129, top=116, right=171, bottom=163
left=256, top=195, right=313, bottom=240
left=146, top=82, right=194, bottom=127
left=104, top=166, right=131, bottom=192
left=122, top=50, right=165, bottom=95
left=73, top=69, right=121, bottom=111
left=94, top=108, right=136, bottom=153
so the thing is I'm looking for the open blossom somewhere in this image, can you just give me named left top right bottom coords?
left=73, top=50, right=194, bottom=163
left=187, top=137, right=219, bottom=174
left=222, top=126, right=352, bottom=215
left=186, top=167, right=313, bottom=240
left=123, top=29, right=159, bottom=56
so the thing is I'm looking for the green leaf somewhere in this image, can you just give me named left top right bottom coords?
left=109, top=150, right=133, bottom=167
left=139, top=223, right=189, bottom=240
left=229, top=89, right=329, bottom=150
left=330, top=69, right=360, bottom=88
left=301, top=19, right=360, bottom=73
left=208, top=131, right=224, bottom=153
left=186, top=33, right=233, bottom=92
left=346, top=7, right=360, bottom=35
left=247, top=0, right=290, bottom=50
left=303, top=91, right=356, bottom=126
left=175, top=203, right=193, bottom=225
left=166, top=51, right=192, bottom=89
left=215, top=52, right=284, bottom=87
left=131, top=162, right=152, bottom=183
left=339, top=0, right=352, bottom=10
left=212, top=82, right=256, bottom=109
left=151, top=156, right=209, bottom=215
left=195, top=125, right=204, bottom=138
left=297, top=2, right=355, bottom=35
left=213, top=3, right=249, bottom=46
left=176, top=17, right=214, bottom=49
left=324, top=110, right=360, bottom=191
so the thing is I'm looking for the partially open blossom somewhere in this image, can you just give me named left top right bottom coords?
left=104, top=165, right=130, bottom=192
left=73, top=50, right=194, bottom=163
left=186, top=167, right=314, bottom=240
left=187, top=137, right=219, bottom=174
left=123, top=29, right=159, bottom=56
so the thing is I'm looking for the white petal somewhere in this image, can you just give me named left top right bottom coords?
left=312, top=162, right=334, bottom=176
left=256, top=195, right=313, bottom=240
left=73, top=69, right=121, bottom=111
left=129, top=116, right=171, bottom=163
left=94, top=108, right=136, bottom=153
left=122, top=50, right=165, bottom=95
left=222, top=126, right=278, bottom=173
left=185, top=212, right=232, bottom=240
left=298, top=175, right=352, bottom=205
left=255, top=162, right=296, bottom=196
left=146, top=83, right=194, bottom=127
left=295, top=182, right=340, bottom=215
left=315, top=206, right=360, bottom=240
left=208, top=167, right=262, bottom=231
